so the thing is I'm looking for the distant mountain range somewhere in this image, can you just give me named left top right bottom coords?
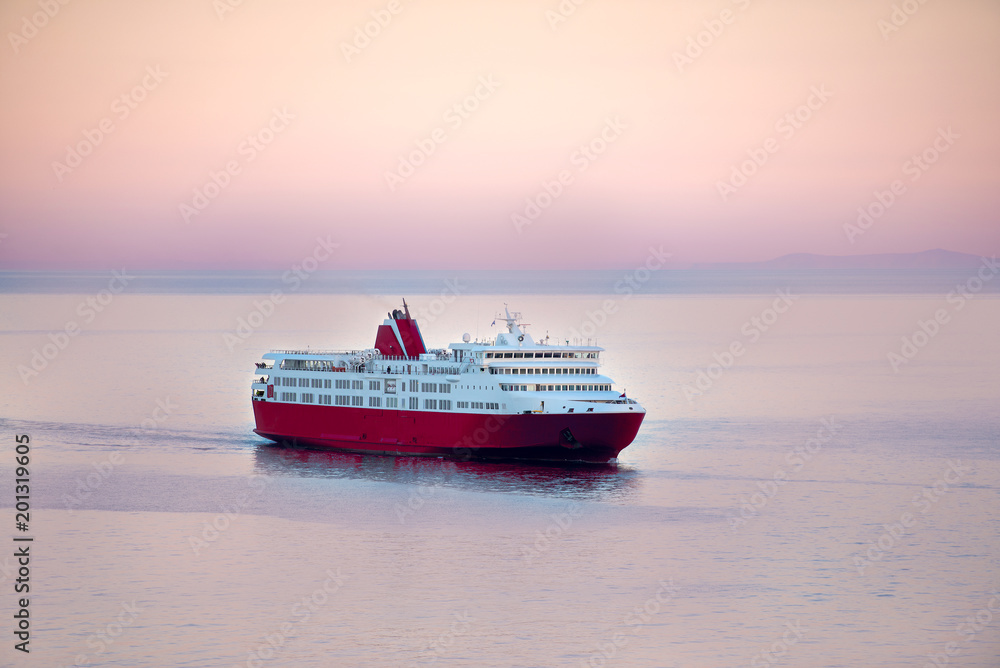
left=2, top=249, right=996, bottom=295
left=691, top=249, right=987, bottom=270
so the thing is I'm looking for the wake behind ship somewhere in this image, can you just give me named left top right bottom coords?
left=251, top=301, right=644, bottom=463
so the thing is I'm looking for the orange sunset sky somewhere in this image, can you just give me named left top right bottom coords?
left=0, top=0, right=998, bottom=269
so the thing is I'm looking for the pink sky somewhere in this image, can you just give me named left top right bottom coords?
left=0, top=0, right=998, bottom=270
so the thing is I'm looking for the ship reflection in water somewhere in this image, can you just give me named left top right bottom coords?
left=252, top=443, right=642, bottom=503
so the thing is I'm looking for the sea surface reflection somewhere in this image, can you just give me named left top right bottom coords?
left=252, top=443, right=642, bottom=503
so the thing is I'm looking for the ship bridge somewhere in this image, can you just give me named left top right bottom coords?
left=447, top=306, right=602, bottom=358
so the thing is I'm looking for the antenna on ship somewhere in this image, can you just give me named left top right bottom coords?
left=500, top=305, right=529, bottom=336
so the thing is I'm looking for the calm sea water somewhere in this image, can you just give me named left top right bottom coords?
left=1, top=289, right=998, bottom=667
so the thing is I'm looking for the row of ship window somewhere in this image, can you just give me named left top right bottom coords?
left=270, top=377, right=607, bottom=398
left=274, top=378, right=376, bottom=390
left=274, top=377, right=343, bottom=389
left=485, top=351, right=597, bottom=359
left=279, top=359, right=340, bottom=371
left=499, top=384, right=611, bottom=392
left=411, top=381, right=451, bottom=393
left=273, top=378, right=456, bottom=394
left=279, top=393, right=399, bottom=407
left=274, top=393, right=499, bottom=411
left=490, top=367, right=596, bottom=375
left=278, top=359, right=473, bottom=374
left=456, top=401, right=500, bottom=409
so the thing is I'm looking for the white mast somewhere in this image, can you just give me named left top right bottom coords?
left=501, top=305, right=526, bottom=336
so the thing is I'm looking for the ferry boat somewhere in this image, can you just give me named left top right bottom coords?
left=250, top=301, right=644, bottom=463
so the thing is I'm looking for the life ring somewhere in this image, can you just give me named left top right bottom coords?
left=518, top=335, right=524, bottom=342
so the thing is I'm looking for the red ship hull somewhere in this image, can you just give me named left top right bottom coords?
left=252, top=401, right=644, bottom=463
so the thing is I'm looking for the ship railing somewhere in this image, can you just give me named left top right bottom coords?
left=268, top=349, right=465, bottom=375
left=354, top=362, right=463, bottom=376
left=271, top=349, right=432, bottom=362
left=371, top=354, right=430, bottom=362
left=270, top=348, right=368, bottom=356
